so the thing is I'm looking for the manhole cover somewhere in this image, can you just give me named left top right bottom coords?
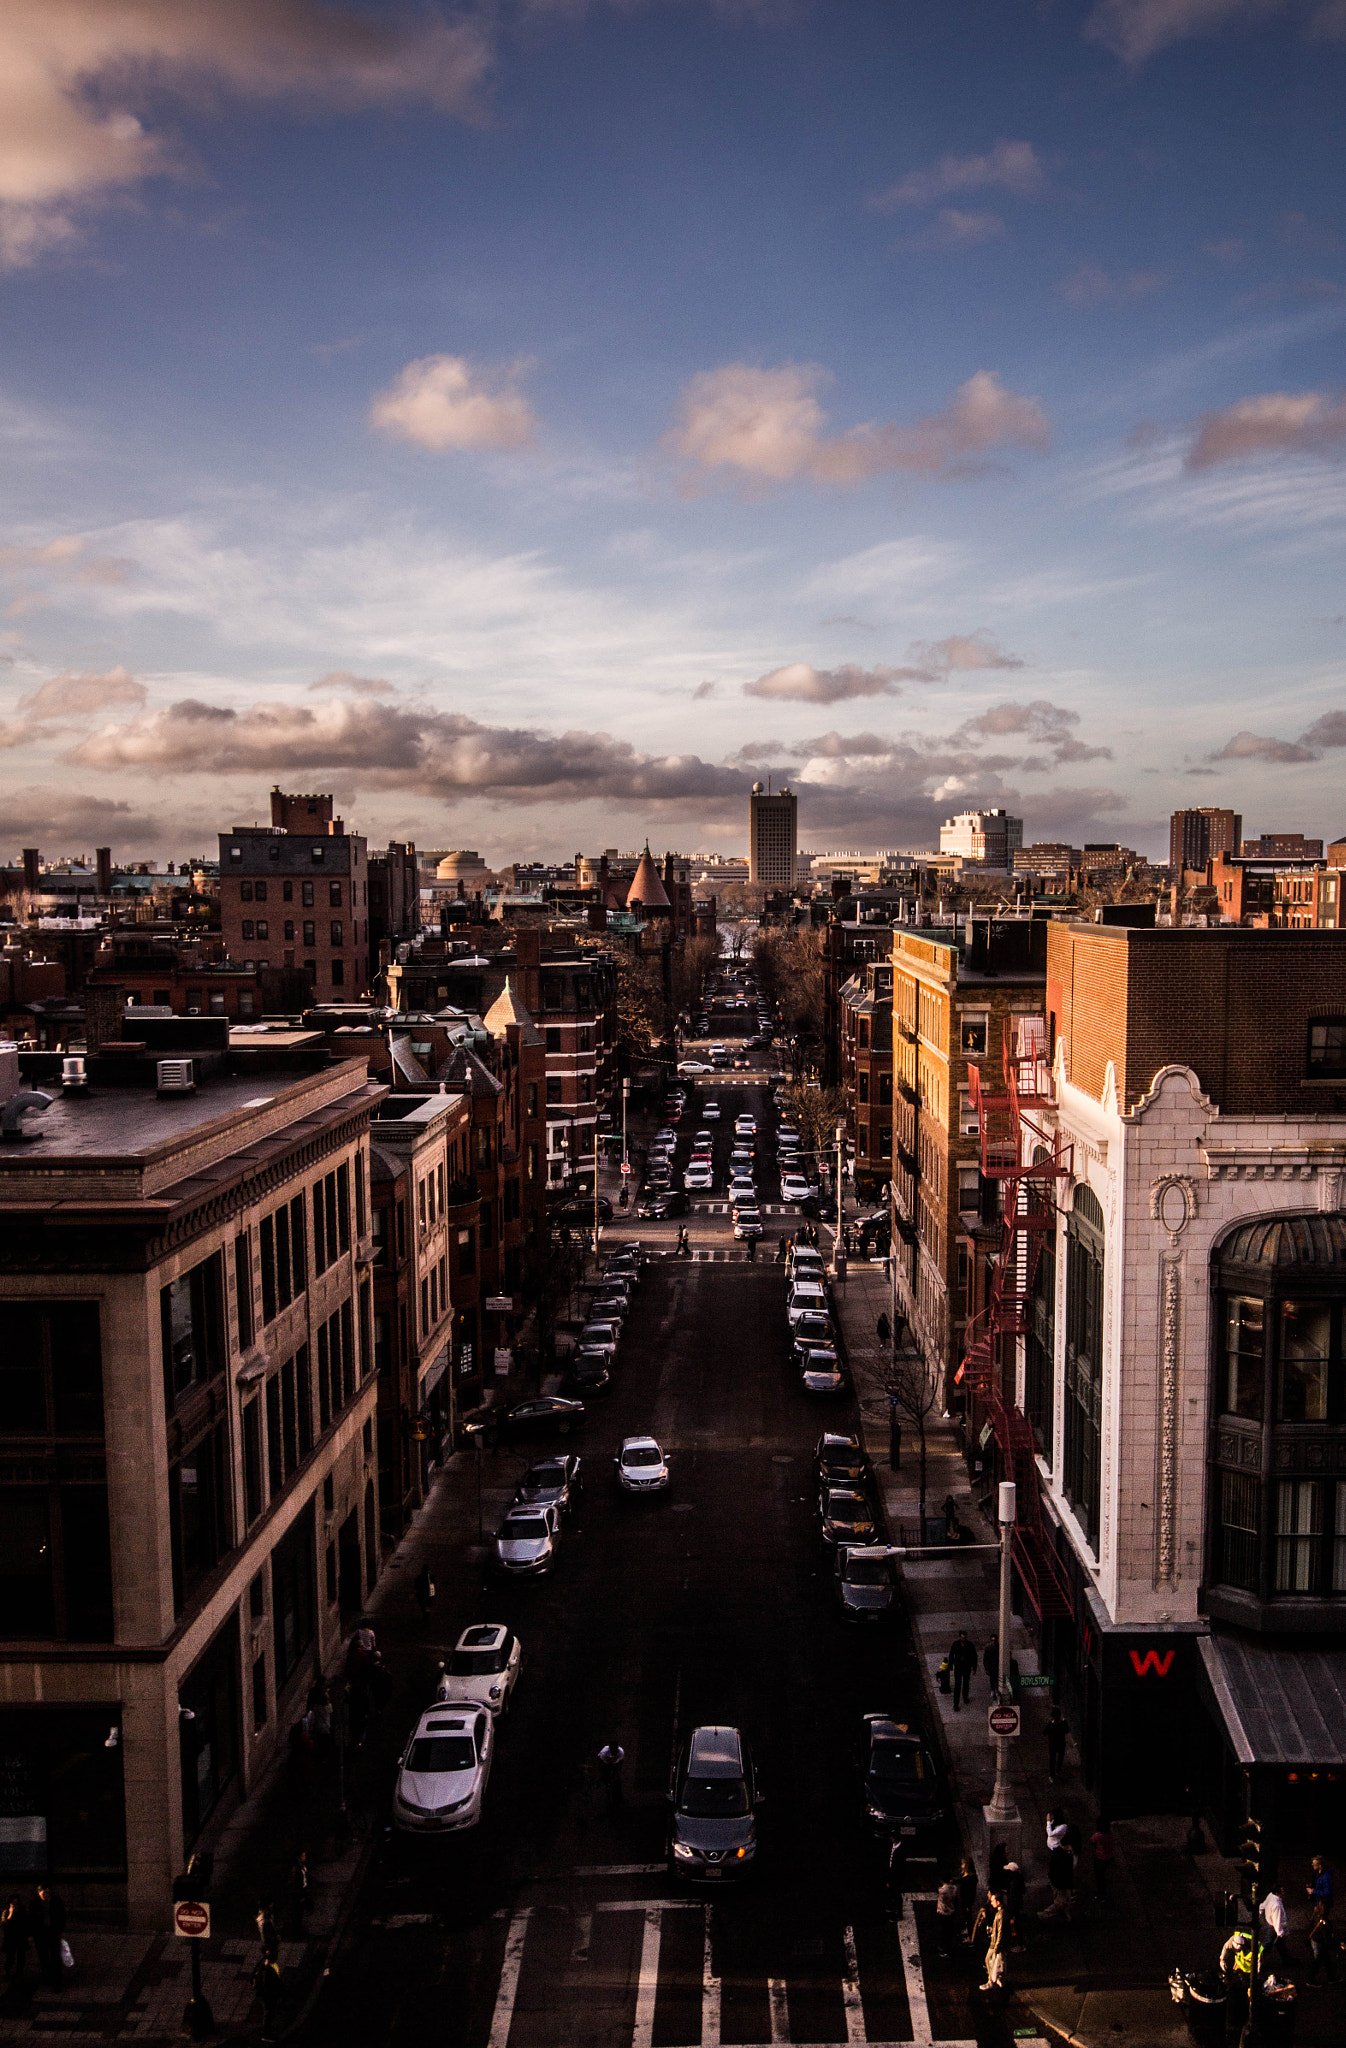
left=672, top=1502, right=693, bottom=1513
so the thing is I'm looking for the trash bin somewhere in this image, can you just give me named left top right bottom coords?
left=1256, top=1990, right=1297, bottom=2045
left=1168, top=1967, right=1225, bottom=2048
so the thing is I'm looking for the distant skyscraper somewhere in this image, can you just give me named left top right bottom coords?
left=1170, top=807, right=1241, bottom=874
left=748, top=783, right=798, bottom=887
left=938, top=808, right=1023, bottom=869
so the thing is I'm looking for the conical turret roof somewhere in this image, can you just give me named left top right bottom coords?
left=625, top=842, right=670, bottom=911
left=483, top=976, right=543, bottom=1047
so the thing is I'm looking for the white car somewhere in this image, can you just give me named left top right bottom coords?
left=437, top=1623, right=522, bottom=1715
left=788, top=1251, right=826, bottom=1286
left=493, top=1503, right=561, bottom=1574
left=678, top=1060, right=712, bottom=1074
left=393, top=1704, right=493, bottom=1831
left=616, top=1435, right=670, bottom=1493
left=686, top=1165, right=714, bottom=1190
left=787, top=1281, right=829, bottom=1326
left=733, top=1208, right=763, bottom=1240
left=781, top=1174, right=814, bottom=1205
left=736, top=1117, right=757, bottom=1137
left=777, top=1126, right=800, bottom=1147
left=703, top=1101, right=721, bottom=1121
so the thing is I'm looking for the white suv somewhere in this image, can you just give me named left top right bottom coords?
left=616, top=1436, right=670, bottom=1493
left=437, top=1624, right=522, bottom=1715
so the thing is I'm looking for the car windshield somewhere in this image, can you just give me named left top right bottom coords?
left=406, top=1735, right=475, bottom=1773
left=681, top=1774, right=749, bottom=1818
left=503, top=1517, right=547, bottom=1539
left=871, top=1744, right=930, bottom=1786
left=829, top=1497, right=869, bottom=1524
left=805, top=1353, right=839, bottom=1369
left=797, top=1317, right=830, bottom=1338
left=845, top=1558, right=891, bottom=1585
left=449, top=1647, right=506, bottom=1674
left=523, top=1466, right=563, bottom=1489
left=624, top=1447, right=662, bottom=1466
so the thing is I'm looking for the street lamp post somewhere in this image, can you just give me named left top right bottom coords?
left=833, top=1117, right=846, bottom=1272
left=984, top=1479, right=1022, bottom=1868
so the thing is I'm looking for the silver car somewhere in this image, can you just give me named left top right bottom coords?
left=493, top=1503, right=561, bottom=1575
left=615, top=1435, right=669, bottom=1493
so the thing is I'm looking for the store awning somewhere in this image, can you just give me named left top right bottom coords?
left=1199, top=1635, right=1346, bottom=1767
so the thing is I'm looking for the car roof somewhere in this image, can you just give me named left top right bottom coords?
left=864, top=1715, right=921, bottom=1744
left=688, top=1725, right=743, bottom=1774
left=825, top=1485, right=868, bottom=1503
left=820, top=1432, right=861, bottom=1450
left=620, top=1435, right=661, bottom=1454
left=417, top=1708, right=472, bottom=1733
left=457, top=1623, right=509, bottom=1649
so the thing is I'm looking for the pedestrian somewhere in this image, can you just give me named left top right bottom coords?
left=876, top=1310, right=891, bottom=1348
left=1089, top=1817, right=1116, bottom=1901
left=597, top=1738, right=625, bottom=1811
left=290, top=1848, right=310, bottom=1939
left=2, top=1894, right=27, bottom=1983
left=1306, top=1857, right=1337, bottom=1983
left=1040, top=1819, right=1076, bottom=1923
left=256, top=1900, right=280, bottom=1965
left=984, top=1636, right=999, bottom=1695
left=941, top=1493, right=959, bottom=1539
left=30, top=1885, right=64, bottom=1991
left=253, top=1955, right=283, bottom=2041
left=935, top=1878, right=960, bottom=1958
left=885, top=1836, right=907, bottom=1920
left=1045, top=1706, right=1068, bottom=1781
left=306, top=1675, right=333, bottom=1758
left=413, top=1563, right=435, bottom=1619
left=776, top=1235, right=785, bottom=1263
left=1260, top=1881, right=1289, bottom=1969
left=989, top=1840, right=1008, bottom=1897
left=948, top=1630, right=978, bottom=1711
left=956, top=1856, right=978, bottom=1941
left=1002, top=1859, right=1026, bottom=1950
left=974, top=1889, right=1006, bottom=1994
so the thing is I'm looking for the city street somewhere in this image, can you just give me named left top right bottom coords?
left=310, top=1078, right=985, bottom=2048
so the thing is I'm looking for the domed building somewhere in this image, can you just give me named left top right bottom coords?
left=434, top=850, right=490, bottom=884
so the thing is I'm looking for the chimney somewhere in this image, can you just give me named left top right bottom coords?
left=96, top=847, right=113, bottom=895
left=84, top=983, right=124, bottom=1055
left=22, top=848, right=39, bottom=895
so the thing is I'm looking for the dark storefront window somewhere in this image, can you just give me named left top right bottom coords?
left=0, top=1303, right=112, bottom=1642
left=0, top=1708, right=127, bottom=1877
left=169, top=1421, right=231, bottom=1615
left=178, top=1617, right=240, bottom=1850
left=1062, top=1184, right=1104, bottom=1549
left=272, top=1504, right=316, bottom=1695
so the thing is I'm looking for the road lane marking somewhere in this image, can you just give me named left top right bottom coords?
left=894, top=1912, right=930, bottom=2044
left=701, top=1908, right=720, bottom=2048
left=568, top=1863, right=666, bottom=1877
left=768, top=1976, right=790, bottom=2043
left=487, top=1909, right=530, bottom=2048
left=571, top=1913, right=591, bottom=1963
left=841, top=1925, right=865, bottom=2045
left=594, top=1898, right=698, bottom=1911
left=632, top=1907, right=662, bottom=2048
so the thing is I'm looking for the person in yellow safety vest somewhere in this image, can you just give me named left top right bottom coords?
left=1219, top=1929, right=1255, bottom=1980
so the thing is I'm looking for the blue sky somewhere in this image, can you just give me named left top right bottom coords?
left=1, top=0, right=1345, bottom=864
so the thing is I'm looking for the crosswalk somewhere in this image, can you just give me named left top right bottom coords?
left=693, top=1204, right=800, bottom=1217
left=480, top=1889, right=977, bottom=2048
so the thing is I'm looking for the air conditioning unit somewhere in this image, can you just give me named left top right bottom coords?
left=157, top=1058, right=196, bottom=1095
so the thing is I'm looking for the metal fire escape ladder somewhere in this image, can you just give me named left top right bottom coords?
left=959, top=1022, right=1073, bottom=1623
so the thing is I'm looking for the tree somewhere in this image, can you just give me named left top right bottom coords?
left=614, top=950, right=668, bottom=1061
left=670, top=933, right=719, bottom=1017
left=521, top=1220, right=586, bottom=1371
left=780, top=1079, right=846, bottom=1178
left=882, top=1327, right=941, bottom=1539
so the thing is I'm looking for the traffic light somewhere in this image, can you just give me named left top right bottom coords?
left=1239, top=1818, right=1262, bottom=1899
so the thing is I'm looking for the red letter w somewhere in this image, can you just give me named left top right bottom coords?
left=1129, top=1649, right=1175, bottom=1677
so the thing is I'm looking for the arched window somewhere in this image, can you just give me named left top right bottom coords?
left=1063, top=1183, right=1104, bottom=1547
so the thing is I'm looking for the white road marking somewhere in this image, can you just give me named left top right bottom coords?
left=571, top=1913, right=591, bottom=1964
left=768, top=1975, right=790, bottom=2043
left=632, top=1907, right=663, bottom=2048
left=568, top=1863, right=666, bottom=1877
left=701, top=1908, right=721, bottom=2048
left=487, top=1909, right=531, bottom=2048
left=594, top=1898, right=697, bottom=1912
left=894, top=1911, right=930, bottom=2044
left=841, top=1925, right=866, bottom=2045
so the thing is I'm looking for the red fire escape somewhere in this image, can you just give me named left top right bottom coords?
left=957, top=1021, right=1074, bottom=1623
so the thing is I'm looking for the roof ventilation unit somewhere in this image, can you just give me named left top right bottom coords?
left=157, top=1058, right=196, bottom=1095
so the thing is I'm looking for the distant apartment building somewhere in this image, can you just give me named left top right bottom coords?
left=938, top=808, right=1023, bottom=871
left=367, top=842, right=421, bottom=961
left=838, top=959, right=893, bottom=1198
left=748, top=784, right=799, bottom=888
left=1079, top=842, right=1143, bottom=878
left=0, top=1020, right=383, bottom=1924
left=1241, top=833, right=1323, bottom=860
left=219, top=790, right=370, bottom=1001
left=1014, top=843, right=1082, bottom=878
left=1207, top=849, right=1343, bottom=930
left=1170, top=806, right=1241, bottom=875
left=890, top=918, right=1047, bottom=1392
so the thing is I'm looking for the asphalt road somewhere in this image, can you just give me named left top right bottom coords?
left=310, top=1078, right=984, bottom=2048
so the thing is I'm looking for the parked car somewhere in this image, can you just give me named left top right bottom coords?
left=669, top=1726, right=761, bottom=1881
left=816, top=1432, right=869, bottom=1488
left=787, top=1281, right=829, bottom=1326
left=437, top=1623, right=523, bottom=1714
left=562, top=1193, right=613, bottom=1221
left=798, top=1347, right=846, bottom=1395
left=393, top=1704, right=493, bottom=1832
left=489, top=1396, right=587, bottom=1440
left=858, top=1715, right=946, bottom=1841
left=513, top=1454, right=582, bottom=1515
left=818, top=1485, right=878, bottom=1547
left=835, top=1546, right=898, bottom=1623
left=638, top=1188, right=688, bottom=1219
left=567, top=1354, right=613, bottom=1397
left=493, top=1502, right=562, bottom=1575
left=615, top=1435, right=669, bottom=1493
left=791, top=1312, right=837, bottom=1365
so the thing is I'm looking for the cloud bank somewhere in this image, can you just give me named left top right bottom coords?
left=369, top=355, right=537, bottom=453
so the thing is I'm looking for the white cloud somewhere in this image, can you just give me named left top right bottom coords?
left=664, top=363, right=1048, bottom=489
left=871, top=140, right=1044, bottom=211
left=906, top=631, right=1024, bottom=676
left=1084, top=0, right=1286, bottom=64
left=1058, top=263, right=1166, bottom=307
left=369, top=355, right=538, bottom=453
left=1185, top=388, right=1346, bottom=467
left=744, top=662, right=908, bottom=704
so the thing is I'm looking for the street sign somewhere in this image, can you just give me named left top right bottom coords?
left=1018, top=1673, right=1053, bottom=1689
left=173, top=1901, right=210, bottom=1940
left=988, top=1703, right=1021, bottom=1739
left=621, top=1163, right=633, bottom=1176
left=485, top=1296, right=513, bottom=1312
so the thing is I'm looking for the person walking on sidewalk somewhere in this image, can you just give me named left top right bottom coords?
left=984, top=1636, right=999, bottom=1695
left=1306, top=1858, right=1337, bottom=1982
left=597, top=1738, right=625, bottom=1811
left=1040, top=1815, right=1077, bottom=1924
left=413, top=1564, right=436, bottom=1620
left=876, top=1310, right=890, bottom=1348
left=256, top=1900, right=279, bottom=1965
left=290, top=1848, right=310, bottom=1939
left=948, top=1630, right=978, bottom=1710
left=1046, top=1705, right=1068, bottom=1781
left=973, top=1889, right=1006, bottom=1994
left=2, top=1894, right=28, bottom=1983
left=30, top=1885, right=65, bottom=1991
left=1260, top=1881, right=1289, bottom=1969
left=253, top=1955, right=283, bottom=2041
left=956, top=1857, right=978, bottom=1942
left=1089, top=1817, right=1116, bottom=1901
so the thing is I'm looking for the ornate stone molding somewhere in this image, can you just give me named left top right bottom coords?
left=1150, top=1173, right=1197, bottom=1241
left=1157, top=1255, right=1181, bottom=1585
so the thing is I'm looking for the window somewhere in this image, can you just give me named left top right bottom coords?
left=420, top=1277, right=430, bottom=1338
left=242, top=1400, right=264, bottom=1524
left=303, top=921, right=315, bottom=946
left=879, top=1126, right=892, bottom=1158
left=229, top=844, right=241, bottom=862
left=546, top=1077, right=562, bottom=1104
left=958, top=1089, right=979, bottom=1138
left=311, top=844, right=324, bottom=862
left=330, top=921, right=343, bottom=946
left=858, top=1071, right=869, bottom=1104
left=457, top=1226, right=476, bottom=1277
left=240, top=880, right=253, bottom=901
left=272, top=1503, right=315, bottom=1694
left=960, top=1014, right=988, bottom=1056
left=234, top=1233, right=253, bottom=1351
left=283, top=879, right=293, bottom=902
left=284, top=920, right=295, bottom=941
left=255, top=920, right=268, bottom=941
left=259, top=1201, right=305, bottom=1324
left=527, top=1082, right=538, bottom=1118
left=1026, top=1227, right=1055, bottom=1461
left=1276, top=1479, right=1322, bottom=1593
left=241, top=919, right=254, bottom=941
left=1279, top=1300, right=1332, bottom=1421
left=162, top=1256, right=224, bottom=1403
left=1219, top=1470, right=1260, bottom=1592
left=255, top=879, right=267, bottom=903
left=1063, top=1184, right=1104, bottom=1548
left=545, top=1027, right=561, bottom=1053
left=1308, top=1019, right=1346, bottom=1077
left=958, top=1168, right=981, bottom=1215
left=1222, top=1297, right=1265, bottom=1420
left=329, top=881, right=342, bottom=907
left=578, top=1026, right=591, bottom=1053
left=0, top=1305, right=111, bottom=1643
left=169, top=1421, right=230, bottom=1614
left=879, top=1071, right=892, bottom=1107
left=331, top=959, right=345, bottom=986
left=302, top=880, right=314, bottom=907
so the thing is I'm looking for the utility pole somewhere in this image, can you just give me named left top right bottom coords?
left=983, top=1479, right=1022, bottom=1869
left=622, top=1078, right=630, bottom=1178
left=833, top=1116, right=845, bottom=1271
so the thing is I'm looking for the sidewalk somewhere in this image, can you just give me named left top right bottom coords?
left=0, top=1446, right=491, bottom=2048
left=833, top=1252, right=1346, bottom=2048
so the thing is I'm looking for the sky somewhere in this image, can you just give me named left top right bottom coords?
left=1, top=0, right=1345, bottom=867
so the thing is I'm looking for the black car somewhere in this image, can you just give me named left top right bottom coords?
left=835, top=1545, right=898, bottom=1621
left=815, top=1432, right=869, bottom=1488
left=561, top=1194, right=614, bottom=1222
left=791, top=1313, right=837, bottom=1367
left=637, top=1187, right=688, bottom=1219
left=466, top=1396, right=586, bottom=1441
left=859, top=1715, right=946, bottom=1840
left=818, top=1485, right=878, bottom=1547
left=513, top=1452, right=583, bottom=1514
left=669, top=1725, right=761, bottom=1882
left=566, top=1355, right=613, bottom=1397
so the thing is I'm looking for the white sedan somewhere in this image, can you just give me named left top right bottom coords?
left=393, top=1705, right=493, bottom=1831
left=678, top=1060, right=712, bottom=1074
left=437, top=1623, right=522, bottom=1715
left=685, top=1165, right=714, bottom=1190
left=616, top=1435, right=670, bottom=1493
left=781, top=1174, right=815, bottom=1204
left=493, top=1503, right=562, bottom=1574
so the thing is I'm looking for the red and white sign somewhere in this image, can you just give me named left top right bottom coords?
left=988, top=1703, right=1021, bottom=1739
left=173, top=1900, right=211, bottom=1940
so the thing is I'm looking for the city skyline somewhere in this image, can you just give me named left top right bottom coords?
left=2, top=1, right=1346, bottom=863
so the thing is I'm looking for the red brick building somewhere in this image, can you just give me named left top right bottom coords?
left=219, top=790, right=370, bottom=1000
